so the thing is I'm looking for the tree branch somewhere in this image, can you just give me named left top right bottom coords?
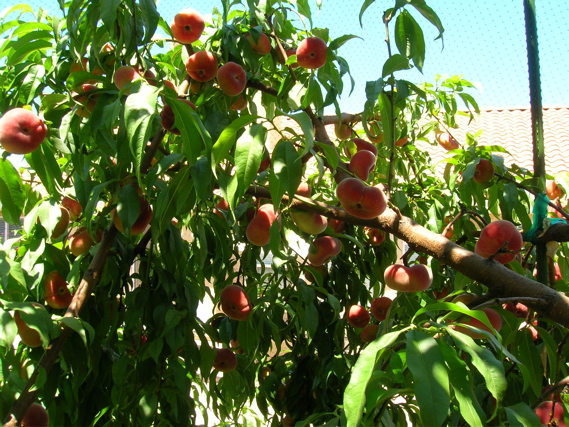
left=245, top=186, right=569, bottom=328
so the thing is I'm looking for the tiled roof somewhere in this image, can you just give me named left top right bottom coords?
left=416, top=106, right=569, bottom=176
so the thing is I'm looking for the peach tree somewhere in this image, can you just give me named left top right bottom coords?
left=1, top=0, right=569, bottom=426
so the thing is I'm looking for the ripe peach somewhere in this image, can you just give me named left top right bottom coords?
left=472, top=159, right=494, bottom=184
left=395, top=136, right=408, bottom=147
left=20, top=402, right=49, bottom=427
left=371, top=296, right=392, bottom=321
left=113, top=65, right=143, bottom=92
left=112, top=195, right=153, bottom=236
left=245, top=31, right=271, bottom=55
left=451, top=308, right=503, bottom=339
left=546, top=180, right=563, bottom=200
left=69, top=57, right=88, bottom=74
left=0, top=108, right=47, bottom=154
left=335, top=122, right=352, bottom=140
left=220, top=284, right=252, bottom=321
left=68, top=226, right=102, bottom=257
left=185, top=51, right=218, bottom=82
left=213, top=347, right=238, bottom=373
left=44, top=270, right=73, bottom=309
left=62, top=196, right=82, bottom=221
left=72, top=83, right=99, bottom=118
left=347, top=304, right=370, bottom=328
left=344, top=138, right=378, bottom=158
left=296, top=182, right=311, bottom=197
left=328, top=219, right=346, bottom=234
left=304, top=264, right=328, bottom=283
left=170, top=8, right=205, bottom=44
left=436, top=131, right=459, bottom=151
left=246, top=204, right=278, bottom=246
left=360, top=323, right=379, bottom=343
left=229, top=94, right=248, bottom=111
left=258, top=151, right=271, bottom=173
left=160, top=99, right=196, bottom=134
left=51, top=206, right=70, bottom=239
left=534, top=401, right=566, bottom=427
left=214, top=199, right=229, bottom=219
left=290, top=209, right=328, bottom=235
left=474, top=220, right=523, bottom=264
left=503, top=302, right=529, bottom=318
left=296, top=37, right=327, bottom=69
left=384, top=264, right=433, bottom=292
left=348, top=149, right=376, bottom=181
left=217, top=62, right=247, bottom=96
left=14, top=304, right=45, bottom=348
left=307, top=236, right=342, bottom=266
left=336, top=177, right=387, bottom=219
left=365, top=227, right=385, bottom=246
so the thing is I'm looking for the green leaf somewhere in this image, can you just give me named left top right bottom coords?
left=410, top=1, right=444, bottom=41
left=211, top=114, right=259, bottom=171
left=406, top=330, right=449, bottom=427
left=513, top=328, right=543, bottom=398
left=138, top=0, right=160, bottom=44
left=382, top=53, right=411, bottom=77
left=234, top=124, right=266, bottom=205
left=124, top=85, right=159, bottom=174
left=439, top=341, right=486, bottom=426
left=0, top=159, right=24, bottom=224
left=6, top=39, right=52, bottom=66
left=446, top=327, right=507, bottom=402
left=59, top=317, right=94, bottom=348
left=359, top=0, right=377, bottom=26
left=269, top=139, right=301, bottom=211
left=283, top=111, right=313, bottom=157
left=504, top=402, right=542, bottom=427
left=395, top=11, right=425, bottom=72
left=344, top=328, right=407, bottom=427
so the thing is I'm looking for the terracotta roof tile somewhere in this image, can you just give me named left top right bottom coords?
left=416, top=107, right=569, bottom=176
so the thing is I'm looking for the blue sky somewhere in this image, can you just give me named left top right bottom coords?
left=5, top=0, right=569, bottom=113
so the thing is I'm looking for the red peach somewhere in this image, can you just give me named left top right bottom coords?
left=185, top=51, right=218, bottom=82
left=0, top=108, right=47, bottom=154
left=347, top=305, right=370, bottom=328
left=474, top=220, right=523, bottom=264
left=170, top=8, right=205, bottom=44
left=296, top=37, right=327, bottom=69
left=217, top=62, right=247, bottom=96
left=336, top=178, right=387, bottom=219
left=220, top=284, right=252, bottom=321
left=384, top=264, right=433, bottom=292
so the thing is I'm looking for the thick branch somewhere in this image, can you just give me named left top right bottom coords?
left=246, top=186, right=569, bottom=328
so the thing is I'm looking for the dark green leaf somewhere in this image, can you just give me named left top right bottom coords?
left=406, top=330, right=449, bottom=426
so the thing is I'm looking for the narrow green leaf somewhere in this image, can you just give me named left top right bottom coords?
left=410, top=1, right=444, bottom=41
left=124, top=85, right=159, bottom=174
left=446, top=327, right=507, bottom=401
left=382, top=53, right=411, bottom=77
left=344, top=328, right=406, bottom=427
left=504, top=402, right=542, bottom=427
left=211, top=114, right=259, bottom=170
left=284, top=112, right=313, bottom=157
left=406, top=330, right=449, bottom=426
left=439, top=341, right=486, bottom=426
left=234, top=124, right=266, bottom=204
left=269, top=139, right=301, bottom=211
left=513, top=328, right=543, bottom=397
left=0, top=159, right=24, bottom=224
left=6, top=39, right=52, bottom=66
left=359, top=0, right=377, bottom=26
